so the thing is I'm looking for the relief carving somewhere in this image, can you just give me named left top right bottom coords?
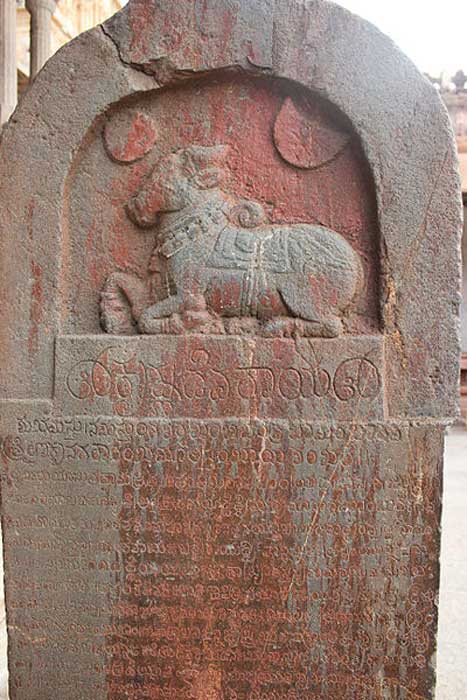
left=273, top=97, right=351, bottom=170
left=101, top=145, right=363, bottom=337
left=103, top=111, right=158, bottom=164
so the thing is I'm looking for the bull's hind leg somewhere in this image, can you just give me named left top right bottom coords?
left=139, top=293, right=225, bottom=335
left=275, top=281, right=344, bottom=338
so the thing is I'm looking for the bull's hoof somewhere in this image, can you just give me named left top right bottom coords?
left=262, top=318, right=296, bottom=337
left=101, top=272, right=150, bottom=335
left=300, top=318, right=344, bottom=338
left=323, top=318, right=344, bottom=337
left=138, top=312, right=176, bottom=334
left=183, top=312, right=225, bottom=334
left=262, top=317, right=344, bottom=338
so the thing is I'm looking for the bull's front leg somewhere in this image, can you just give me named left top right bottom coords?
left=138, top=294, right=184, bottom=334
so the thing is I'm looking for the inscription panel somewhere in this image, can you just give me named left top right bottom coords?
left=0, top=411, right=441, bottom=700
left=55, top=336, right=385, bottom=421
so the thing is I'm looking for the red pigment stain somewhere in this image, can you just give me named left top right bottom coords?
left=105, top=381, right=304, bottom=700
left=123, top=115, right=157, bottom=161
left=110, top=159, right=149, bottom=210
left=221, top=8, right=235, bottom=52
left=80, top=161, right=151, bottom=300
left=28, top=261, right=43, bottom=355
left=70, top=77, right=379, bottom=332
left=102, top=160, right=154, bottom=281
left=258, top=289, right=288, bottom=316
left=108, top=114, right=157, bottom=163
left=27, top=200, right=34, bottom=244
left=274, top=97, right=350, bottom=170
left=128, top=0, right=153, bottom=60
left=129, top=1, right=184, bottom=63
left=207, top=278, right=243, bottom=315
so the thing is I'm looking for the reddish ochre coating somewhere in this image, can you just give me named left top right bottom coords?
left=273, top=96, right=351, bottom=170
left=60, top=74, right=387, bottom=700
left=28, top=260, right=43, bottom=355
left=128, top=1, right=184, bottom=63
left=0, top=2, right=460, bottom=700
left=121, top=115, right=157, bottom=163
left=65, top=76, right=379, bottom=336
left=104, top=113, right=158, bottom=163
left=107, top=426, right=304, bottom=700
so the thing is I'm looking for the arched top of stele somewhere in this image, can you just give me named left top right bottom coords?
left=0, top=0, right=462, bottom=419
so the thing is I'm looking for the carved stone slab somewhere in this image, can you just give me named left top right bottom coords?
left=55, top=335, right=385, bottom=421
left=0, top=1, right=462, bottom=700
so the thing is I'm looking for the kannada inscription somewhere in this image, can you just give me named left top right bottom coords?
left=55, top=336, right=384, bottom=421
left=0, top=412, right=442, bottom=700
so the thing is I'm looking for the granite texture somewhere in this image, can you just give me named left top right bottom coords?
left=0, top=1, right=462, bottom=699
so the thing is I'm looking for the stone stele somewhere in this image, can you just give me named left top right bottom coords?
left=0, top=1, right=462, bottom=699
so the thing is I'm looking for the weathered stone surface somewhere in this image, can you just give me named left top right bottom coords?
left=1, top=410, right=445, bottom=700
left=104, top=110, right=158, bottom=163
left=0, top=1, right=462, bottom=700
left=273, top=96, right=351, bottom=169
left=54, top=335, right=385, bottom=421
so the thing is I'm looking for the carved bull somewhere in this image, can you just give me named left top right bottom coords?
left=101, top=145, right=363, bottom=337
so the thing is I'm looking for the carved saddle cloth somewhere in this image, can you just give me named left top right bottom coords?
left=208, top=226, right=293, bottom=274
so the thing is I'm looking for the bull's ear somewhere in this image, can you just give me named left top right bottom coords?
left=192, top=167, right=223, bottom=190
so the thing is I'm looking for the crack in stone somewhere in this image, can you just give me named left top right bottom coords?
left=100, top=23, right=274, bottom=87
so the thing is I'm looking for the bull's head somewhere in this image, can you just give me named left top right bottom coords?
left=127, top=145, right=229, bottom=227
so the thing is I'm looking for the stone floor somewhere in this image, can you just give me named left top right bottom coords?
left=0, top=428, right=464, bottom=699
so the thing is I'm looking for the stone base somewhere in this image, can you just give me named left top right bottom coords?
left=0, top=404, right=444, bottom=700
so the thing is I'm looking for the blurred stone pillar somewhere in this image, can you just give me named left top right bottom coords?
left=0, top=0, right=17, bottom=124
left=26, top=0, right=57, bottom=78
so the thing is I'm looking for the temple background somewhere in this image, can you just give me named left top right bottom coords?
left=441, top=83, right=467, bottom=418
left=15, top=0, right=125, bottom=96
